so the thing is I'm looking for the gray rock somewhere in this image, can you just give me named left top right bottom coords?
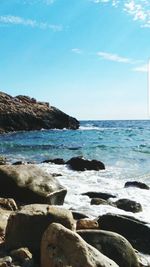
left=124, top=181, right=149, bottom=190
left=5, top=204, right=75, bottom=252
left=0, top=164, right=67, bottom=205
left=114, top=198, right=142, bottom=213
left=78, top=229, right=139, bottom=267
left=41, top=223, right=119, bottom=267
left=67, top=157, right=105, bottom=171
left=98, top=213, right=150, bottom=253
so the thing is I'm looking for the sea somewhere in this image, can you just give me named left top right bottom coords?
left=0, top=120, right=150, bottom=224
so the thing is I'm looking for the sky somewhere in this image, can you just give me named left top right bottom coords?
left=0, top=0, right=150, bottom=120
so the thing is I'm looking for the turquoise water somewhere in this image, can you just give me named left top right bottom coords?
left=0, top=120, right=150, bottom=176
left=0, top=120, right=150, bottom=224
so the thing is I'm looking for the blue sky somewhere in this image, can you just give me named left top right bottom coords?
left=0, top=0, right=150, bottom=120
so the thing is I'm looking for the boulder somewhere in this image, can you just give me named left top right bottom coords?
left=42, top=158, right=65, bottom=165
left=98, top=213, right=150, bottom=253
left=67, top=157, right=105, bottom=171
left=91, top=198, right=111, bottom=205
left=114, top=198, right=142, bottom=213
left=5, top=204, right=75, bottom=252
left=76, top=219, right=99, bottom=230
left=82, top=191, right=116, bottom=200
left=0, top=164, right=67, bottom=205
left=41, top=223, right=119, bottom=267
left=124, top=181, right=149, bottom=190
left=78, top=229, right=139, bottom=267
left=0, top=91, right=79, bottom=133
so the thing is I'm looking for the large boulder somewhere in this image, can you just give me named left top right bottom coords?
left=78, top=230, right=139, bottom=267
left=67, top=157, right=105, bottom=171
left=41, top=223, right=119, bottom=267
left=0, top=164, right=67, bottom=205
left=98, top=213, right=150, bottom=253
left=0, top=92, right=79, bottom=133
left=5, top=204, right=75, bottom=252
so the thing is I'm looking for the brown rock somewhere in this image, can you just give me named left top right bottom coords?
left=76, top=219, right=99, bottom=230
left=0, top=91, right=79, bottom=132
left=41, top=223, right=119, bottom=267
left=5, top=204, right=75, bottom=252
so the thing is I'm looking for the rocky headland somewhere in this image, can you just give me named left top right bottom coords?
left=0, top=91, right=79, bottom=133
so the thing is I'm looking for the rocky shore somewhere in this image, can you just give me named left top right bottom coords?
left=0, top=158, right=150, bottom=267
left=0, top=92, right=79, bottom=133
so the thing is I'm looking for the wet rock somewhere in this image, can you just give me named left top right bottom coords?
left=98, top=213, right=150, bottom=253
left=0, top=198, right=17, bottom=211
left=114, top=198, right=142, bottom=213
left=82, top=191, right=116, bottom=200
left=91, top=198, right=112, bottom=205
left=0, top=92, right=79, bottom=132
left=125, top=181, right=149, bottom=190
left=0, top=164, right=67, bottom=205
left=67, top=157, right=105, bottom=171
left=41, top=223, right=119, bottom=267
left=5, top=204, right=75, bottom=252
left=76, top=219, right=99, bottom=230
left=78, top=229, right=139, bottom=267
left=42, top=158, right=65, bottom=165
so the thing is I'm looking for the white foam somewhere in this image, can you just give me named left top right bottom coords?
left=40, top=163, right=150, bottom=223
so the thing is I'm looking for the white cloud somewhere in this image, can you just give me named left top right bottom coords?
left=0, top=15, right=62, bottom=31
left=97, top=51, right=131, bottom=63
left=132, top=64, right=148, bottom=72
left=91, top=0, right=150, bottom=27
left=71, top=48, right=83, bottom=54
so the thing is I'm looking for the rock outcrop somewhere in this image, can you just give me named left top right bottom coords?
left=0, top=164, right=67, bottom=205
left=0, top=91, right=79, bottom=133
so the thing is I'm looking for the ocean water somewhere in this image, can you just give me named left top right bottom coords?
left=0, top=120, right=150, bottom=223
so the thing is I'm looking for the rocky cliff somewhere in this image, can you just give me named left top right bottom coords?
left=0, top=92, right=79, bottom=133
